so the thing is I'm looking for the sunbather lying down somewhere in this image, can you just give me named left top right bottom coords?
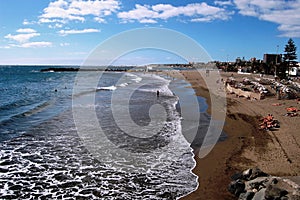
left=285, top=112, right=298, bottom=117
left=286, top=107, right=298, bottom=112
left=259, top=114, right=280, bottom=130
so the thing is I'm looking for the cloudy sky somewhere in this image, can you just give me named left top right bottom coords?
left=0, top=0, right=299, bottom=65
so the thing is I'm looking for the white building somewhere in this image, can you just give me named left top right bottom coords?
left=287, top=63, right=300, bottom=76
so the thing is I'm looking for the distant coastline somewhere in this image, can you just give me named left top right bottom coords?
left=40, top=66, right=134, bottom=72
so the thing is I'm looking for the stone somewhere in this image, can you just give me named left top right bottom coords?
left=232, top=172, right=244, bottom=181
left=265, top=184, right=288, bottom=199
left=247, top=177, right=269, bottom=190
left=229, top=168, right=300, bottom=200
left=239, top=191, right=254, bottom=200
left=253, top=188, right=266, bottom=200
left=242, top=168, right=252, bottom=180
left=290, top=194, right=300, bottom=200
left=249, top=167, right=269, bottom=180
left=228, top=180, right=246, bottom=197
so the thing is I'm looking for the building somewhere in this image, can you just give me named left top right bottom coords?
left=287, top=63, right=300, bottom=76
left=263, top=54, right=282, bottom=65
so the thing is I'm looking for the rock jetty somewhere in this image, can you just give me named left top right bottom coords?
left=228, top=167, right=300, bottom=199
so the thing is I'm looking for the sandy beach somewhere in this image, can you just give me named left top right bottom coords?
left=162, top=70, right=300, bottom=199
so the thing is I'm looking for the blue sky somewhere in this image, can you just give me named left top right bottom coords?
left=0, top=0, right=299, bottom=65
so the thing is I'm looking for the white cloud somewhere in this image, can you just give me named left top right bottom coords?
left=16, top=28, right=37, bottom=33
left=94, top=17, right=106, bottom=23
left=19, top=42, right=52, bottom=48
left=4, top=29, right=52, bottom=48
left=234, top=0, right=300, bottom=37
left=214, top=1, right=233, bottom=6
left=48, top=23, right=64, bottom=29
left=39, top=0, right=120, bottom=24
left=60, top=42, right=70, bottom=46
left=117, top=3, right=232, bottom=23
left=5, top=32, right=40, bottom=43
left=118, top=5, right=158, bottom=22
left=140, top=19, right=157, bottom=24
left=58, top=28, right=100, bottom=36
left=191, top=17, right=214, bottom=23
left=22, top=19, right=34, bottom=25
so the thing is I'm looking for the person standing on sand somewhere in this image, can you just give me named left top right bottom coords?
left=156, top=90, right=160, bottom=97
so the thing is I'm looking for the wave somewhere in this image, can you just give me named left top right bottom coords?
left=0, top=98, right=35, bottom=112
left=125, top=73, right=142, bottom=83
left=96, top=85, right=117, bottom=91
left=118, top=83, right=128, bottom=87
left=0, top=100, right=54, bottom=125
left=21, top=101, right=53, bottom=117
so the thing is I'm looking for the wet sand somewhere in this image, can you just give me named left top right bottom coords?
left=162, top=70, right=300, bottom=199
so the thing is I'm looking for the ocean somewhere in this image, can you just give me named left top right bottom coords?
left=0, top=66, right=199, bottom=199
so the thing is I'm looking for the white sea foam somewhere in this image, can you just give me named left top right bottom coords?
left=97, top=85, right=117, bottom=91
left=118, top=83, right=128, bottom=87
left=0, top=72, right=198, bottom=199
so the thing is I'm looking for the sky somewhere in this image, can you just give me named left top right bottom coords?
left=0, top=0, right=300, bottom=65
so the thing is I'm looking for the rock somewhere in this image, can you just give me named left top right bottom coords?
left=290, top=195, right=300, bottom=200
left=249, top=167, right=269, bottom=180
left=229, top=168, right=300, bottom=200
left=232, top=172, right=244, bottom=181
left=253, top=188, right=266, bottom=200
left=242, top=168, right=252, bottom=180
left=265, top=184, right=288, bottom=199
left=239, top=191, right=254, bottom=200
left=247, top=177, right=269, bottom=190
left=228, top=180, right=246, bottom=197
left=281, top=196, right=289, bottom=200
left=271, top=178, right=278, bottom=184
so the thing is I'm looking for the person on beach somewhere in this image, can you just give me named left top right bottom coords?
left=156, top=90, right=160, bottom=97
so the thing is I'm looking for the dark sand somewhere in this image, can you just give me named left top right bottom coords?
left=161, top=70, right=300, bottom=199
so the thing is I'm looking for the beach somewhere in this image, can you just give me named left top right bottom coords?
left=1, top=66, right=299, bottom=199
left=163, top=70, right=300, bottom=199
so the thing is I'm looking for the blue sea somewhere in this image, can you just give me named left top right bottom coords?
left=0, top=66, right=199, bottom=199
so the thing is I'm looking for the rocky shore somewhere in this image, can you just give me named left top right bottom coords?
left=228, top=167, right=300, bottom=199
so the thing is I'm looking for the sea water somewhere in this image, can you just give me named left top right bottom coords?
left=0, top=66, right=197, bottom=199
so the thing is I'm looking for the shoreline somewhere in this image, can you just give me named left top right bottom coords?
left=162, top=70, right=300, bottom=199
